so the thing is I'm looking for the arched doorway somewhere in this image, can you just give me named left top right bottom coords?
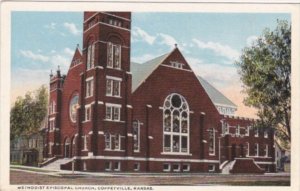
left=64, top=137, right=71, bottom=158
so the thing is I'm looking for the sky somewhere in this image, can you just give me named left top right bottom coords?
left=11, top=12, right=290, bottom=118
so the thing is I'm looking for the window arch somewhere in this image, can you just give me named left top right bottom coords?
left=163, top=93, right=189, bottom=153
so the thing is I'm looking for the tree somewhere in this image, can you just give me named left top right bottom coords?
left=10, top=85, right=48, bottom=140
left=236, top=20, right=291, bottom=148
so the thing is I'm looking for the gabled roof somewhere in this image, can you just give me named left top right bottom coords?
left=197, top=76, right=237, bottom=108
left=131, top=52, right=170, bottom=92
left=130, top=49, right=237, bottom=109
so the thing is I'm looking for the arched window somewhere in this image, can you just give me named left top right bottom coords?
left=87, top=42, right=95, bottom=70
left=163, top=93, right=189, bottom=153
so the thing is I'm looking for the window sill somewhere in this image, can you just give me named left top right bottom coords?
left=85, top=95, right=93, bottom=99
left=103, top=119, right=125, bottom=123
left=161, top=152, right=192, bottom=156
left=106, top=95, right=122, bottom=98
left=104, top=149, right=125, bottom=152
left=82, top=120, right=91, bottom=123
left=107, top=66, right=122, bottom=71
left=209, top=153, right=216, bottom=156
left=81, top=149, right=88, bottom=152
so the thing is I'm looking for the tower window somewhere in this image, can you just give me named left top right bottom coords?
left=106, top=76, right=121, bottom=97
left=107, top=42, right=121, bottom=69
left=49, top=101, right=56, bottom=114
left=105, top=103, right=121, bottom=121
left=85, top=105, right=91, bottom=121
left=85, top=77, right=94, bottom=98
left=104, top=133, right=124, bottom=151
left=254, top=127, right=259, bottom=137
left=49, top=118, right=55, bottom=132
left=87, top=43, right=95, bottom=70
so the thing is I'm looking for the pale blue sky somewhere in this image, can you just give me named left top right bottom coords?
left=11, top=11, right=290, bottom=117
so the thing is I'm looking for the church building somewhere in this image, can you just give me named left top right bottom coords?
left=44, top=12, right=276, bottom=173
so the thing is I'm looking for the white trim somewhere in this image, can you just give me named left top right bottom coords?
left=102, top=12, right=131, bottom=22
left=98, top=131, right=104, bottom=135
left=98, top=101, right=104, bottom=105
left=88, top=131, right=93, bottom=135
left=126, top=105, right=133, bottom=108
left=103, top=119, right=125, bottom=123
left=148, top=136, right=153, bottom=139
left=220, top=160, right=229, bottom=169
left=255, top=161, right=276, bottom=165
left=146, top=104, right=152, bottom=108
left=127, top=133, right=133, bottom=137
left=160, top=152, right=192, bottom=156
left=49, top=117, right=55, bottom=121
left=105, top=103, right=122, bottom=107
left=95, top=66, right=104, bottom=69
left=161, top=64, right=193, bottom=72
left=73, top=155, right=219, bottom=163
left=106, top=75, right=122, bottom=81
left=85, top=76, right=94, bottom=81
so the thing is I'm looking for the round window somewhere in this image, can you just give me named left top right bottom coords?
left=69, top=94, right=79, bottom=123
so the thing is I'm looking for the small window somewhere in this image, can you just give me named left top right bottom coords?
left=173, top=164, right=180, bottom=172
left=107, top=42, right=121, bottom=69
left=182, top=164, right=190, bottom=172
left=105, top=161, right=111, bottom=171
left=105, top=104, right=121, bottom=121
left=106, top=77, right=121, bottom=97
left=104, top=133, right=111, bottom=150
left=133, top=121, right=140, bottom=152
left=264, top=130, right=268, bottom=138
left=134, top=163, right=140, bottom=171
left=163, top=163, right=170, bottom=172
left=255, top=143, right=259, bottom=156
left=85, top=78, right=94, bottom=98
left=245, top=126, right=250, bottom=136
left=114, top=162, right=120, bottom=171
left=208, top=165, right=215, bottom=172
left=85, top=105, right=91, bottom=121
left=254, top=127, right=259, bottom=137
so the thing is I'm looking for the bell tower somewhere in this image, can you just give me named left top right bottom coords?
left=77, top=12, right=133, bottom=165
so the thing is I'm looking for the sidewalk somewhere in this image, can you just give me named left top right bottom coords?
left=10, top=165, right=291, bottom=178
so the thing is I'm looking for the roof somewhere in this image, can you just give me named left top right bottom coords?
left=131, top=53, right=170, bottom=92
left=197, top=76, right=237, bottom=108
left=130, top=50, right=236, bottom=109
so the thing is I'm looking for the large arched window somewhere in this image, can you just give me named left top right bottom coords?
left=163, top=93, right=189, bottom=153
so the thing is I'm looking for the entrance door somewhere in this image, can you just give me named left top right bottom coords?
left=240, top=144, right=244, bottom=157
left=231, top=144, right=236, bottom=160
left=64, top=137, right=71, bottom=158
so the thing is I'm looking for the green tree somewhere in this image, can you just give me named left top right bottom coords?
left=10, top=85, right=48, bottom=140
left=236, top=20, right=291, bottom=148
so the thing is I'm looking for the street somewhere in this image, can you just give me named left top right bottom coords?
left=10, top=168, right=290, bottom=186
